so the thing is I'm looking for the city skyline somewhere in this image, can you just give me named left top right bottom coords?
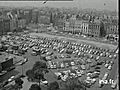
left=0, top=0, right=118, bottom=11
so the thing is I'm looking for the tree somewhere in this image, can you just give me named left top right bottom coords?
left=33, top=61, right=47, bottom=69
left=26, top=61, right=48, bottom=88
left=29, top=84, right=41, bottom=90
left=14, top=78, right=24, bottom=90
left=2, top=84, right=18, bottom=90
left=26, top=69, right=35, bottom=81
left=100, top=21, right=106, bottom=37
left=15, top=78, right=24, bottom=86
left=47, top=81, right=59, bottom=90
left=34, top=69, right=44, bottom=87
left=32, top=61, right=48, bottom=73
left=61, top=78, right=86, bottom=90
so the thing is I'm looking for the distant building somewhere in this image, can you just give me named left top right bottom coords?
left=81, top=21, right=89, bottom=35
left=18, top=9, right=24, bottom=18
left=17, top=18, right=26, bottom=29
left=54, top=19, right=65, bottom=31
left=31, top=9, right=39, bottom=24
left=10, top=19, right=17, bottom=32
left=89, top=21, right=101, bottom=37
left=3, top=18, right=10, bottom=34
left=69, top=20, right=75, bottom=33
left=105, top=22, right=118, bottom=35
left=64, top=20, right=83, bottom=34
left=74, top=20, right=83, bottom=34
left=0, top=18, right=4, bottom=35
left=64, top=21, right=70, bottom=31
left=38, top=16, right=50, bottom=25
left=64, top=19, right=106, bottom=37
left=23, top=10, right=32, bottom=25
left=70, top=15, right=76, bottom=20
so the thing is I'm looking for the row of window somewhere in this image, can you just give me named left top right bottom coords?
left=89, top=25, right=100, bottom=29
left=65, top=25, right=100, bottom=30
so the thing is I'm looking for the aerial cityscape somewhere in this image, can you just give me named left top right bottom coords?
left=0, top=0, right=119, bottom=90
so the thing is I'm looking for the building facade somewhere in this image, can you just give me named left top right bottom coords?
left=17, top=18, right=26, bottom=28
left=64, top=20, right=88, bottom=34
left=105, top=23, right=118, bottom=35
left=0, top=18, right=4, bottom=35
left=69, top=20, right=75, bottom=33
left=54, top=19, right=65, bottom=31
left=3, top=18, right=10, bottom=34
left=10, top=19, right=17, bottom=32
left=64, top=21, right=70, bottom=31
left=89, top=22, right=101, bottom=37
left=31, top=9, right=39, bottom=24
left=23, top=10, right=32, bottom=25
left=74, top=20, right=83, bottom=34
left=38, top=16, right=50, bottom=25
left=81, top=21, right=89, bottom=35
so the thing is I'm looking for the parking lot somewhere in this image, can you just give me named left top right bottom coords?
left=30, top=33, right=117, bottom=50
left=0, top=32, right=118, bottom=90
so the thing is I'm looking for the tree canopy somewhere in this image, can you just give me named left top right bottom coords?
left=26, top=69, right=35, bottom=81
left=47, top=81, right=59, bottom=90
left=15, top=78, right=24, bottom=86
left=61, top=78, right=86, bottom=90
left=32, top=61, right=47, bottom=71
left=26, top=61, right=48, bottom=88
left=100, top=21, right=106, bottom=37
left=29, top=84, right=41, bottom=90
left=32, top=61, right=48, bottom=74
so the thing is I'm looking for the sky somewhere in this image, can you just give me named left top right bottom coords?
left=0, top=0, right=118, bottom=11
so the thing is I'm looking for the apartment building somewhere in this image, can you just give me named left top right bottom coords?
left=89, top=21, right=101, bottom=37
left=81, top=21, right=89, bottom=35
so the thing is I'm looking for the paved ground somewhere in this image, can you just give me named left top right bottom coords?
left=0, top=33, right=118, bottom=90
left=101, top=55, right=118, bottom=90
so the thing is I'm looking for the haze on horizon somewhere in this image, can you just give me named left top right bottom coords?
left=0, top=0, right=118, bottom=11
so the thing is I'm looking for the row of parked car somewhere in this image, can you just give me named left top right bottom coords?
left=28, top=35, right=116, bottom=61
left=1, top=33, right=117, bottom=89
left=47, top=60, right=77, bottom=69
left=55, top=67, right=85, bottom=81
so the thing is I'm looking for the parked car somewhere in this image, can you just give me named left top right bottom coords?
left=95, top=67, right=101, bottom=69
left=8, top=76, right=15, bottom=82
left=31, top=51, right=37, bottom=56
left=40, top=79, right=48, bottom=85
left=102, top=72, right=109, bottom=80
left=111, top=79, right=118, bottom=89
left=107, top=65, right=112, bottom=70
left=105, top=63, right=109, bottom=68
